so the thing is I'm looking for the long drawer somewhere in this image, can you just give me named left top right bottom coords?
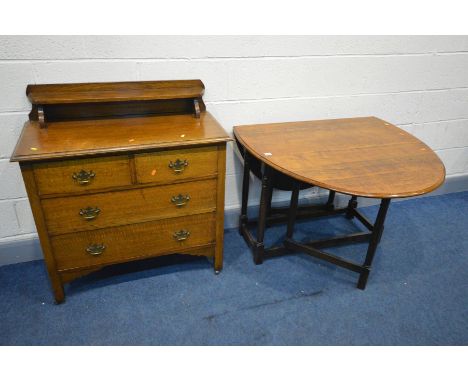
left=51, top=212, right=216, bottom=271
left=33, top=155, right=132, bottom=195
left=135, top=146, right=218, bottom=184
left=42, top=179, right=217, bottom=235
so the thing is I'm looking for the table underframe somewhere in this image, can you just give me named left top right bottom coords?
left=238, top=150, right=391, bottom=290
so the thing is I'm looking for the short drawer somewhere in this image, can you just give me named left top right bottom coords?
left=135, top=146, right=218, bottom=184
left=33, top=156, right=132, bottom=196
left=51, top=213, right=216, bottom=271
left=42, top=179, right=217, bottom=235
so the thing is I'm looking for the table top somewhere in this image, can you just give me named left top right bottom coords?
left=11, top=111, right=231, bottom=162
left=234, top=116, right=445, bottom=198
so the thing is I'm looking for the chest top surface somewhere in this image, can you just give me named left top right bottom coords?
left=234, top=116, right=445, bottom=198
left=11, top=112, right=230, bottom=162
left=11, top=80, right=231, bottom=163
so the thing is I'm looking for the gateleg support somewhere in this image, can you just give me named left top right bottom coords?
left=286, top=184, right=300, bottom=239
left=356, top=198, right=391, bottom=289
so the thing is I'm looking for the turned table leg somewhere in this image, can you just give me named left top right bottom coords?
left=239, top=150, right=251, bottom=234
left=254, top=163, right=272, bottom=265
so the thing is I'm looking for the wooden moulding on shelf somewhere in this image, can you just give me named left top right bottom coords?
left=26, top=79, right=207, bottom=128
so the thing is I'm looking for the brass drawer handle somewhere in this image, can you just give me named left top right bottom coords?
left=173, top=230, right=190, bottom=241
left=79, top=206, right=101, bottom=220
left=72, top=169, right=95, bottom=185
left=86, top=243, right=106, bottom=256
left=171, top=194, right=190, bottom=207
left=168, top=159, right=188, bottom=174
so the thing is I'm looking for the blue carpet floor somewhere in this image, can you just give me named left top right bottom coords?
left=0, top=192, right=467, bottom=345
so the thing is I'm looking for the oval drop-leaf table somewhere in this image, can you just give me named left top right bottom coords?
left=234, top=116, right=445, bottom=289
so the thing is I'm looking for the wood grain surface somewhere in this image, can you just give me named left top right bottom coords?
left=234, top=116, right=445, bottom=198
left=11, top=112, right=231, bottom=162
left=135, top=146, right=218, bottom=184
left=33, top=155, right=132, bottom=196
left=51, top=212, right=216, bottom=271
left=11, top=80, right=229, bottom=301
left=42, top=179, right=217, bottom=235
left=27, top=80, right=205, bottom=104
left=19, top=163, right=65, bottom=302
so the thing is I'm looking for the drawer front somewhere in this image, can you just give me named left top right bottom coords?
left=34, top=156, right=132, bottom=196
left=51, top=213, right=216, bottom=271
left=42, top=179, right=217, bottom=235
left=135, top=146, right=218, bottom=184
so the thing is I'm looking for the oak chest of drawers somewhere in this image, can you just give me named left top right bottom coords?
left=11, top=80, right=231, bottom=303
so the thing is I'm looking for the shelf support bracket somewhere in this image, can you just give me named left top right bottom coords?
left=193, top=99, right=201, bottom=119
left=38, top=105, right=46, bottom=128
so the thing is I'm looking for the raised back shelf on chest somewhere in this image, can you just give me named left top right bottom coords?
left=27, top=79, right=207, bottom=128
left=11, top=80, right=231, bottom=304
